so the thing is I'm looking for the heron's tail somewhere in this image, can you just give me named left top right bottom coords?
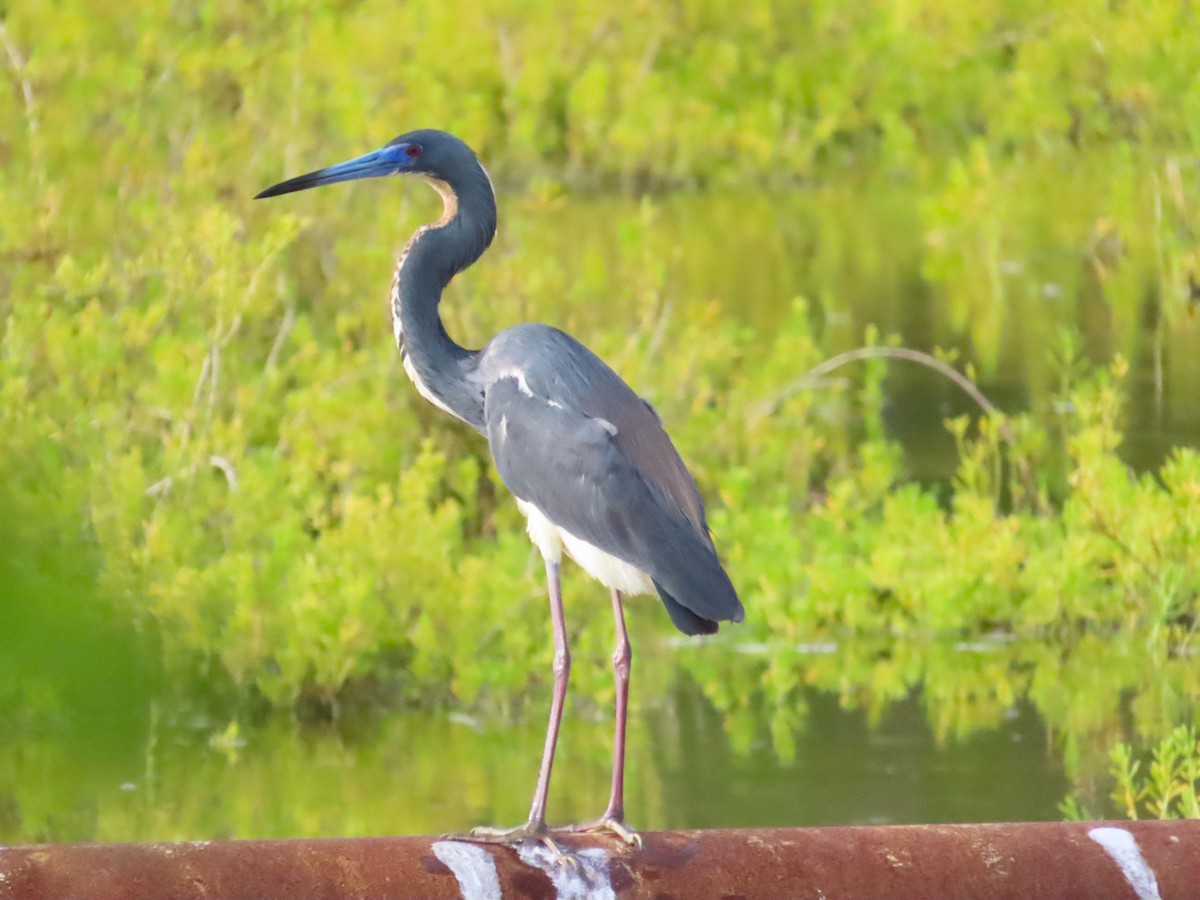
left=649, top=528, right=744, bottom=636
left=655, top=585, right=718, bottom=635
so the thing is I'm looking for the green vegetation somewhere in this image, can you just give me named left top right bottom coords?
left=1064, top=726, right=1200, bottom=821
left=1, top=0, right=1198, bottom=838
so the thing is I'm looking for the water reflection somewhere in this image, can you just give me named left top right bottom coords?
left=0, top=644, right=1072, bottom=844
left=677, top=627, right=1198, bottom=818
left=0, top=578, right=1189, bottom=842
left=656, top=688, right=1066, bottom=829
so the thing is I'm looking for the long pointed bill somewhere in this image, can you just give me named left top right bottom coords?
left=255, top=146, right=410, bottom=199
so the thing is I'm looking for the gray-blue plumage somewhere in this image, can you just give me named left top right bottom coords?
left=477, top=324, right=741, bottom=634
left=256, top=128, right=742, bottom=845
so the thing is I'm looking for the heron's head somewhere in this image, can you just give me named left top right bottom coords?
left=255, top=129, right=483, bottom=199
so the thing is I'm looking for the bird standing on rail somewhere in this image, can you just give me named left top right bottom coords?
left=257, top=130, right=743, bottom=849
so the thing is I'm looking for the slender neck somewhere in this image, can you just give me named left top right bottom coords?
left=392, top=166, right=497, bottom=431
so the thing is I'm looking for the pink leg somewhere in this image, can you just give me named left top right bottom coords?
left=527, top=558, right=570, bottom=829
left=462, top=559, right=570, bottom=854
left=552, top=589, right=640, bottom=846
left=605, top=589, right=631, bottom=821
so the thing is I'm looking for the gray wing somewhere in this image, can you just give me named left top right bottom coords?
left=477, top=324, right=743, bottom=634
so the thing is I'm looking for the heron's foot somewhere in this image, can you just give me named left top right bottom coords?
left=552, top=815, right=642, bottom=849
left=444, top=822, right=574, bottom=865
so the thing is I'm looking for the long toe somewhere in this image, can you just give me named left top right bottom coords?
left=452, top=822, right=544, bottom=843
left=446, top=823, right=575, bottom=865
left=553, top=816, right=642, bottom=849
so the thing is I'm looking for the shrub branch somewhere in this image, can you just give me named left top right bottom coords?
left=756, top=346, right=1013, bottom=442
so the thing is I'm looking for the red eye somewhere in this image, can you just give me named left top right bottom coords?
left=405, top=145, right=422, bottom=158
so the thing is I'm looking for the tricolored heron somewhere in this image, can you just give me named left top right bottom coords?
left=257, top=130, right=743, bottom=849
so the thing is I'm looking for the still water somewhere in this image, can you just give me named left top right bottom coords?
left=4, top=179, right=1196, bottom=843
left=3, top=654, right=1067, bottom=843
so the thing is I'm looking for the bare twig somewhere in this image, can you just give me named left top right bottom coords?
left=144, top=475, right=175, bottom=499
left=265, top=304, right=297, bottom=372
left=144, top=455, right=238, bottom=498
left=643, top=295, right=672, bottom=361
left=193, top=312, right=244, bottom=422
left=0, top=21, right=43, bottom=183
left=755, top=345, right=1013, bottom=442
left=192, top=352, right=212, bottom=408
left=208, top=455, right=239, bottom=491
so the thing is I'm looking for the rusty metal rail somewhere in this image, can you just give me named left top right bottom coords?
left=1, top=821, right=1196, bottom=899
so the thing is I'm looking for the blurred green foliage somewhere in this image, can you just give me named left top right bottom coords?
left=1, top=0, right=1199, bottom=836
left=1064, top=725, right=1200, bottom=821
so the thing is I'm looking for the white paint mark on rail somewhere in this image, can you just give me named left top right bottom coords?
left=432, top=841, right=502, bottom=900
left=517, top=844, right=616, bottom=900
left=1088, top=827, right=1162, bottom=900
